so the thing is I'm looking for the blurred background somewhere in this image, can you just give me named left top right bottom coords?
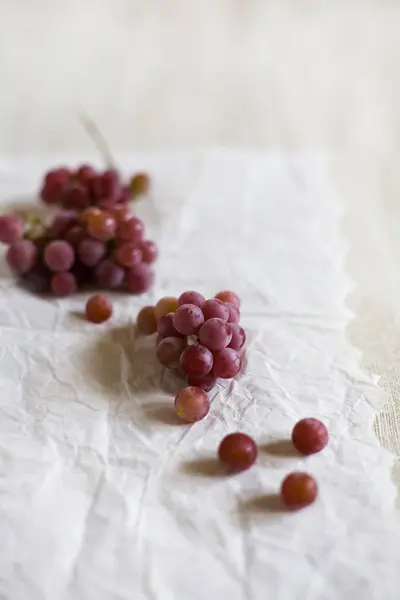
left=1, top=0, right=400, bottom=477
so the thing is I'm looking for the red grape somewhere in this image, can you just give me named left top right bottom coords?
left=139, top=240, right=158, bottom=264
left=280, top=472, right=318, bottom=509
left=137, top=306, right=158, bottom=335
left=218, top=433, right=258, bottom=472
left=63, top=183, right=90, bottom=210
left=125, top=263, right=154, bottom=294
left=95, top=260, right=124, bottom=289
left=65, top=225, right=87, bottom=247
left=174, top=386, right=210, bottom=423
left=114, top=242, right=142, bottom=268
left=154, top=296, right=179, bottom=320
left=173, top=304, right=205, bottom=335
left=110, top=204, right=131, bottom=223
left=157, top=312, right=184, bottom=339
left=78, top=238, right=106, bottom=267
left=228, top=324, right=246, bottom=351
left=202, top=298, right=229, bottom=321
left=199, top=318, right=232, bottom=351
left=178, top=290, right=206, bottom=308
left=41, top=168, right=70, bottom=205
left=118, top=185, right=131, bottom=203
left=225, top=302, right=240, bottom=324
left=50, top=211, right=77, bottom=237
left=180, top=344, right=213, bottom=377
left=6, top=240, right=37, bottom=273
left=80, top=206, right=101, bottom=224
left=75, top=164, right=97, bottom=186
left=44, top=240, right=75, bottom=272
left=51, top=272, right=77, bottom=296
left=213, top=348, right=241, bottom=379
left=215, top=290, right=241, bottom=309
left=0, top=215, right=24, bottom=245
left=156, top=336, right=186, bottom=368
left=85, top=294, right=113, bottom=323
left=118, top=217, right=145, bottom=243
left=87, top=211, right=117, bottom=242
left=291, top=418, right=329, bottom=455
left=187, top=372, right=217, bottom=392
left=93, top=169, right=120, bottom=201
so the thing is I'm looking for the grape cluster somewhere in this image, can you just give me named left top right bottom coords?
left=40, top=165, right=149, bottom=210
left=137, top=289, right=246, bottom=394
left=0, top=203, right=157, bottom=297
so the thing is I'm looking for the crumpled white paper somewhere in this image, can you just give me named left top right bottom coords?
left=0, top=152, right=399, bottom=600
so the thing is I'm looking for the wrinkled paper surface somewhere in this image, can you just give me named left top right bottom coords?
left=0, top=152, right=399, bottom=600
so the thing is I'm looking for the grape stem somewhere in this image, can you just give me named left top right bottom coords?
left=79, top=112, right=115, bottom=167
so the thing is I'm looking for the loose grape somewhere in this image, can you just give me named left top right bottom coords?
left=51, top=272, right=77, bottom=296
left=156, top=336, right=186, bottom=368
left=202, top=298, right=229, bottom=321
left=218, top=433, right=258, bottom=472
left=114, top=242, right=142, bottom=268
left=215, top=290, right=241, bottom=309
left=85, top=294, right=113, bottom=323
left=125, top=263, right=154, bottom=294
left=180, top=344, right=213, bottom=377
left=213, top=348, right=241, bottom=379
left=173, top=303, right=205, bottom=335
left=228, top=324, right=246, bottom=351
left=154, top=296, right=179, bottom=321
left=6, top=240, right=37, bottom=274
left=95, top=260, right=124, bottom=289
left=137, top=306, right=158, bottom=335
left=87, top=211, right=117, bottom=242
left=157, top=312, right=184, bottom=339
left=178, top=290, right=206, bottom=308
left=187, top=372, right=217, bottom=392
left=130, top=172, right=150, bottom=196
left=44, top=240, right=75, bottom=272
left=199, top=318, right=232, bottom=351
left=139, top=240, right=158, bottom=264
left=78, top=238, right=106, bottom=267
left=63, top=183, right=90, bottom=210
left=280, top=472, right=318, bottom=509
left=118, top=217, right=145, bottom=244
left=50, top=211, right=77, bottom=237
left=225, top=302, right=240, bottom=324
left=174, top=386, right=210, bottom=423
left=0, top=215, right=24, bottom=245
left=291, top=418, right=329, bottom=455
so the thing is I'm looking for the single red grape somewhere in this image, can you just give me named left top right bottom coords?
left=174, top=386, right=210, bottom=423
left=85, top=294, right=113, bottom=323
left=156, top=336, right=186, bottom=369
left=95, top=260, right=124, bottom=289
left=291, top=418, right=329, bottom=455
left=178, top=290, right=206, bottom=308
left=198, top=318, right=232, bottom=351
left=213, top=348, right=241, bottom=379
left=280, top=472, right=318, bottom=509
left=215, top=290, right=241, bottom=309
left=180, top=344, right=213, bottom=377
left=228, top=324, right=246, bottom=351
left=0, top=215, right=24, bottom=245
left=225, top=302, right=240, bottom=324
left=173, top=304, right=205, bottom=335
left=6, top=240, right=37, bottom=273
left=118, top=217, right=145, bottom=243
left=44, top=240, right=75, bottom=272
left=202, top=298, right=229, bottom=321
left=157, top=312, right=184, bottom=339
left=218, top=433, right=258, bottom=472
left=51, top=272, right=77, bottom=296
left=114, top=242, right=143, bottom=268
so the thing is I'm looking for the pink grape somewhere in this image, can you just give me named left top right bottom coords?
left=87, top=212, right=117, bottom=242
left=228, top=324, right=246, bottom=351
left=202, top=298, right=229, bottom=321
left=178, top=290, right=206, bottom=308
left=65, top=225, right=86, bottom=247
left=114, top=242, right=142, bottom=268
left=95, top=260, right=124, bottom=289
left=118, top=217, right=145, bottom=243
left=0, top=215, right=24, bottom=245
left=225, top=302, right=240, bottom=324
left=125, top=263, right=154, bottom=293
left=187, top=372, right=217, bottom=392
left=218, top=433, right=258, bottom=472
left=78, top=238, right=106, bottom=267
left=50, top=211, right=77, bottom=237
left=180, top=344, right=213, bottom=377
left=291, top=418, right=329, bottom=455
left=173, top=304, right=205, bottom=335
left=213, top=348, right=241, bottom=379
left=6, top=240, right=37, bottom=273
left=63, top=183, right=90, bottom=210
left=41, top=168, right=70, bottom=204
left=156, top=336, right=186, bottom=368
left=199, top=318, right=232, bottom=351
left=174, top=386, right=210, bottom=423
left=139, top=240, right=158, bottom=264
left=157, top=312, right=184, bottom=339
left=51, top=272, right=77, bottom=296
left=75, top=164, right=96, bottom=185
left=215, top=290, right=241, bottom=309
left=44, top=240, right=75, bottom=272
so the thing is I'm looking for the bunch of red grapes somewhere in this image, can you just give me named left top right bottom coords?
left=0, top=165, right=157, bottom=296
left=137, top=289, right=245, bottom=393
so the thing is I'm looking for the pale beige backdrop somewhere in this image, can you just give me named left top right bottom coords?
left=0, top=0, right=399, bottom=492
